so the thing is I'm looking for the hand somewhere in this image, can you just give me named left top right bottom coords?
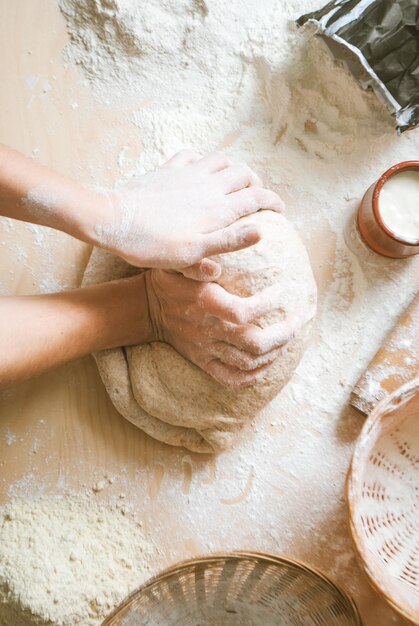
left=144, top=269, right=299, bottom=388
left=95, top=150, right=284, bottom=280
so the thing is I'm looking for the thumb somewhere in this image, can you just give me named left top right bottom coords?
left=200, top=222, right=261, bottom=258
left=181, top=258, right=221, bottom=281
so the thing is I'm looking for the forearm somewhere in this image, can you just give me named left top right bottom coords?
left=0, top=274, right=153, bottom=387
left=0, top=143, right=107, bottom=243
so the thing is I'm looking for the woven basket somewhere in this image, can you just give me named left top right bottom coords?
left=347, top=377, right=419, bottom=624
left=102, top=551, right=361, bottom=625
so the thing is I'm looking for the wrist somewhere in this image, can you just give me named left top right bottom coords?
left=69, top=185, right=116, bottom=247
left=143, top=270, right=165, bottom=344
left=86, top=188, right=129, bottom=253
left=20, top=173, right=110, bottom=245
left=96, top=273, right=155, bottom=350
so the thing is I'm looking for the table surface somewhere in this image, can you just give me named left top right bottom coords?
left=0, top=2, right=418, bottom=625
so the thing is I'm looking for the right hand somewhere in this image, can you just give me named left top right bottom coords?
left=144, top=269, right=299, bottom=388
left=94, top=150, right=284, bottom=281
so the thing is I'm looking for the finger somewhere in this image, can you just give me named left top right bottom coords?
left=199, top=222, right=261, bottom=258
left=181, top=259, right=221, bottom=282
left=210, top=312, right=303, bottom=354
left=161, top=149, right=202, bottom=168
left=227, top=187, right=285, bottom=219
left=227, top=317, right=300, bottom=354
left=168, top=224, right=259, bottom=268
left=199, top=283, right=283, bottom=325
left=212, top=342, right=281, bottom=371
left=215, top=163, right=263, bottom=193
left=195, top=150, right=231, bottom=173
left=205, top=360, right=272, bottom=388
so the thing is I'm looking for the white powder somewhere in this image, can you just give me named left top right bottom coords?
left=24, top=187, right=61, bottom=224
left=93, top=188, right=138, bottom=253
left=0, top=1, right=418, bottom=625
left=5, top=431, right=16, bottom=447
left=57, top=0, right=417, bottom=573
left=0, top=495, right=153, bottom=626
left=58, top=0, right=394, bottom=183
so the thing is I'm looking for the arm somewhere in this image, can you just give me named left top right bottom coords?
left=0, top=275, right=152, bottom=387
left=0, top=269, right=294, bottom=389
left=0, top=144, right=284, bottom=280
left=0, top=143, right=101, bottom=244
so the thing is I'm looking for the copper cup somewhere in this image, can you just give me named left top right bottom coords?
left=357, top=160, right=419, bottom=258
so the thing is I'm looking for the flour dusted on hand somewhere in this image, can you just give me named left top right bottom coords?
left=82, top=211, right=317, bottom=453
left=0, top=496, right=152, bottom=626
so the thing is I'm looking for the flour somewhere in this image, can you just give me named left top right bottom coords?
left=24, top=187, right=61, bottom=224
left=0, top=495, right=153, bottom=626
left=0, top=1, right=418, bottom=625
left=58, top=0, right=393, bottom=184
left=50, top=0, right=419, bottom=567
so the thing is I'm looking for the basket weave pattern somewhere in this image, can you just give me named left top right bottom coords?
left=347, top=378, right=419, bottom=624
left=103, top=552, right=361, bottom=625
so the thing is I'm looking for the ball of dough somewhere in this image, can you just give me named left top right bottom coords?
left=83, top=211, right=317, bottom=453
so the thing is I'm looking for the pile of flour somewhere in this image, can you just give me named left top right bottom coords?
left=0, top=496, right=152, bottom=626
left=58, top=0, right=393, bottom=186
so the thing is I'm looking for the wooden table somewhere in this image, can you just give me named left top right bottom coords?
left=0, top=1, right=417, bottom=624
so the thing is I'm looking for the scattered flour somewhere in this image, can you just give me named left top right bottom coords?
left=0, top=1, right=418, bottom=626
left=0, top=495, right=152, bottom=626
left=24, top=187, right=61, bottom=224
left=53, top=1, right=418, bottom=621
left=5, top=431, right=16, bottom=447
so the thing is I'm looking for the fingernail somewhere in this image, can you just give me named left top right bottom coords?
left=203, top=260, right=221, bottom=279
left=208, top=264, right=222, bottom=279
left=241, top=225, right=261, bottom=244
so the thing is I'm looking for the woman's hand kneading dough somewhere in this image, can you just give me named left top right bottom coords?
left=0, top=144, right=287, bottom=387
left=95, top=150, right=284, bottom=281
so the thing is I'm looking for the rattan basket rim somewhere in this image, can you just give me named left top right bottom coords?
left=346, top=377, right=419, bottom=625
left=102, top=550, right=362, bottom=626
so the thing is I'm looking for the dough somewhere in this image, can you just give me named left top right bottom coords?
left=82, top=211, right=317, bottom=453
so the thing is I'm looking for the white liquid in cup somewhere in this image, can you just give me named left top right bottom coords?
left=379, top=170, right=419, bottom=242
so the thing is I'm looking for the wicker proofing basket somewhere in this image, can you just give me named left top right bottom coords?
left=102, top=551, right=361, bottom=625
left=347, top=377, right=419, bottom=624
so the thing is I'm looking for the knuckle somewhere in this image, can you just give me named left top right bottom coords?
left=222, top=228, right=237, bottom=250
left=246, top=332, right=264, bottom=355
left=210, top=366, right=229, bottom=387
left=222, top=373, right=243, bottom=389
left=181, top=237, right=201, bottom=261
left=196, top=281, right=210, bottom=303
left=229, top=374, right=253, bottom=388
left=228, top=300, right=244, bottom=324
left=249, top=185, right=262, bottom=199
left=202, top=283, right=220, bottom=309
left=231, top=311, right=244, bottom=325
left=237, top=356, right=256, bottom=371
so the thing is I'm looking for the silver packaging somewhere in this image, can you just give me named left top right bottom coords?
left=297, top=0, right=419, bottom=133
